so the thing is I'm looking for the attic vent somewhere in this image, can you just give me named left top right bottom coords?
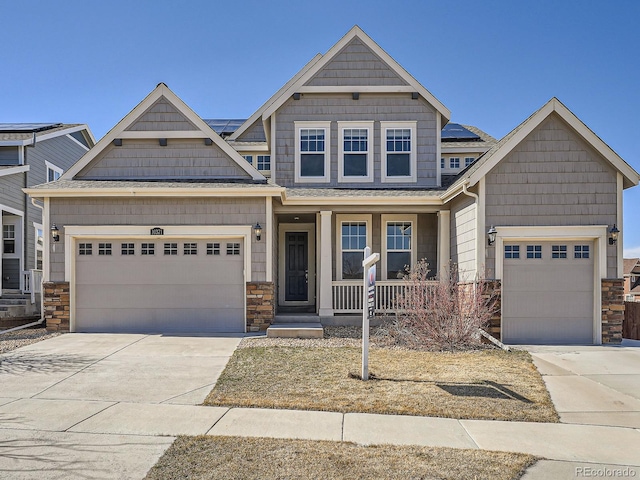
left=159, top=138, right=167, bottom=147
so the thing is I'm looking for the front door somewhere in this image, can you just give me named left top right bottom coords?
left=285, top=232, right=308, bottom=301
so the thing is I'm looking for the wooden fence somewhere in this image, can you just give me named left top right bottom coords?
left=624, top=302, right=640, bottom=340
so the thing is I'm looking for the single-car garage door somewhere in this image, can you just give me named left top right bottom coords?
left=502, top=241, right=594, bottom=344
left=75, top=238, right=245, bottom=333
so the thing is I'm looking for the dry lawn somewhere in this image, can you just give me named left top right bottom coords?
left=145, top=436, right=537, bottom=480
left=204, top=346, right=558, bottom=422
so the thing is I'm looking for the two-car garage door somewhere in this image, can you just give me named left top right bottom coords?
left=502, top=240, right=595, bottom=344
left=74, top=238, right=245, bottom=333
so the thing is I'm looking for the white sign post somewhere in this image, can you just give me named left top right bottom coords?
left=362, top=246, right=380, bottom=381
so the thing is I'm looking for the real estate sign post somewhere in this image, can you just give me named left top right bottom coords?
left=362, top=246, right=380, bottom=381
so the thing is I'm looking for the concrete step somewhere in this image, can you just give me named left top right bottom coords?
left=267, top=323, right=324, bottom=339
left=0, top=299, right=28, bottom=306
left=274, top=314, right=321, bottom=324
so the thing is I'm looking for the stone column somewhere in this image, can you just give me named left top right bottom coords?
left=601, top=278, right=624, bottom=344
left=318, top=210, right=334, bottom=316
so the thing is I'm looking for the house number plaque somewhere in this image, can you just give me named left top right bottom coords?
left=150, top=227, right=164, bottom=235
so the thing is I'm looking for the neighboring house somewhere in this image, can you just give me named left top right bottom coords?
left=624, top=258, right=640, bottom=301
left=25, top=26, right=639, bottom=345
left=0, top=123, right=94, bottom=301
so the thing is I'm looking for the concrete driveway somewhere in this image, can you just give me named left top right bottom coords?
left=0, top=333, right=241, bottom=479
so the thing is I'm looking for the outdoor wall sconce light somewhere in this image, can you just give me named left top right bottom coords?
left=51, top=224, right=60, bottom=242
left=609, top=224, right=619, bottom=245
left=487, top=225, right=497, bottom=246
left=254, top=222, right=263, bottom=241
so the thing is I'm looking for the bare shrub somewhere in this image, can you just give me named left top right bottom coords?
left=380, top=261, right=497, bottom=351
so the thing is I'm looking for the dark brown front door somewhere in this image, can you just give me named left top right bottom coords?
left=285, top=232, right=308, bottom=301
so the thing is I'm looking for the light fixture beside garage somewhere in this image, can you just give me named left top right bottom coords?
left=51, top=224, right=60, bottom=242
left=254, top=222, right=262, bottom=241
left=609, top=224, right=619, bottom=245
left=487, top=225, right=497, bottom=246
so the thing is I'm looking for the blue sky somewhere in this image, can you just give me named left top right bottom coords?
left=2, top=1, right=639, bottom=256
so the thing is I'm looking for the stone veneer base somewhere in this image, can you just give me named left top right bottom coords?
left=43, top=281, right=70, bottom=332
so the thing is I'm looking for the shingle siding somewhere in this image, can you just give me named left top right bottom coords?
left=304, top=38, right=409, bottom=87
left=125, top=97, right=198, bottom=131
left=275, top=94, right=437, bottom=188
left=484, top=113, right=618, bottom=277
left=235, top=118, right=267, bottom=142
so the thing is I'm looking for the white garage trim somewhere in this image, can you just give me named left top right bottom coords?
left=494, top=225, right=608, bottom=345
left=64, top=225, right=252, bottom=333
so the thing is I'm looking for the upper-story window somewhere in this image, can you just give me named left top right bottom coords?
left=381, top=121, right=417, bottom=183
left=465, top=157, right=474, bottom=167
left=295, top=121, right=330, bottom=183
left=441, top=158, right=445, bottom=169
left=46, top=161, right=63, bottom=182
left=449, top=157, right=460, bottom=169
left=257, top=155, right=271, bottom=171
left=338, top=121, right=373, bottom=183
left=243, top=155, right=253, bottom=164
left=0, top=146, right=20, bottom=166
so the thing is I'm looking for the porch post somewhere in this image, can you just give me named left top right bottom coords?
left=318, top=210, right=334, bottom=316
left=437, top=210, right=450, bottom=278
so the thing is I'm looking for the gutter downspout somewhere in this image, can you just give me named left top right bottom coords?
left=461, top=182, right=480, bottom=282
left=0, top=198, right=46, bottom=335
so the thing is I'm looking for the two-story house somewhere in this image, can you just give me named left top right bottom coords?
left=624, top=258, right=640, bottom=302
left=25, top=27, right=639, bottom=344
left=0, top=123, right=94, bottom=312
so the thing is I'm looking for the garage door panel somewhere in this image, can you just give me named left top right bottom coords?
left=504, top=291, right=593, bottom=318
left=74, top=238, right=245, bottom=333
left=503, top=316, right=593, bottom=345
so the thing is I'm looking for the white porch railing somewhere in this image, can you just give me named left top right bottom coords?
left=332, top=280, right=439, bottom=314
left=22, top=269, right=43, bottom=304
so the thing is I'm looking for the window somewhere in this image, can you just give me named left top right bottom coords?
left=98, top=243, right=112, bottom=255
left=526, top=245, right=542, bottom=259
left=79, top=243, right=92, bottom=255
left=552, top=245, right=567, bottom=259
left=257, top=155, right=271, bottom=171
left=0, top=146, right=20, bottom=166
left=381, top=122, right=416, bottom=182
left=34, top=225, right=43, bottom=270
left=383, top=215, right=416, bottom=280
left=336, top=214, right=371, bottom=280
left=295, top=122, right=330, bottom=182
left=207, top=243, right=220, bottom=255
left=45, top=161, right=63, bottom=182
left=121, top=243, right=134, bottom=255
left=449, top=157, right=460, bottom=169
left=465, top=157, right=474, bottom=167
left=243, top=155, right=253, bottom=164
left=226, top=243, right=240, bottom=255
left=504, top=245, right=520, bottom=259
left=3, top=224, right=15, bottom=254
left=574, top=245, right=590, bottom=259
left=164, top=243, right=177, bottom=255
left=441, top=158, right=445, bottom=169
left=338, top=122, right=373, bottom=182
left=141, top=243, right=155, bottom=255
left=184, top=243, right=198, bottom=255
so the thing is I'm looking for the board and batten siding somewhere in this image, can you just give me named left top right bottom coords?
left=275, top=94, right=438, bottom=188
left=449, top=194, right=477, bottom=281
left=48, top=197, right=267, bottom=282
left=75, top=139, right=253, bottom=180
left=125, top=97, right=198, bottom=132
left=484, top=113, right=618, bottom=278
left=304, top=38, right=409, bottom=88
left=235, top=118, right=267, bottom=142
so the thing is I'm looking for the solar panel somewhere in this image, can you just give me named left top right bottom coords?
left=441, top=123, right=481, bottom=141
left=203, top=119, right=246, bottom=135
left=0, top=123, right=62, bottom=133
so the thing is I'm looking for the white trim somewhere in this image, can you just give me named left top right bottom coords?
left=65, top=133, right=90, bottom=151
left=62, top=84, right=265, bottom=181
left=335, top=214, right=372, bottom=281
left=437, top=210, right=450, bottom=275
left=441, top=146, right=490, bottom=154
left=25, top=186, right=284, bottom=198
left=265, top=198, right=273, bottom=282
left=0, top=203, right=24, bottom=217
left=380, top=214, right=417, bottom=281
left=45, top=161, right=63, bottom=182
left=231, top=144, right=270, bottom=153
left=278, top=223, right=316, bottom=307
left=318, top=210, right=333, bottom=316
left=43, top=198, right=50, bottom=282
left=64, top=225, right=252, bottom=333
left=0, top=165, right=29, bottom=177
left=270, top=115, right=277, bottom=184
left=118, top=131, right=209, bottom=139
left=494, top=225, right=607, bottom=345
left=260, top=26, right=450, bottom=124
left=477, top=177, right=486, bottom=276
left=297, top=86, right=417, bottom=94
left=436, top=115, right=442, bottom=187
left=337, top=121, right=374, bottom=183
left=380, top=121, right=417, bottom=183
left=2, top=125, right=96, bottom=147
left=294, top=121, right=331, bottom=183
left=33, top=222, right=44, bottom=270
left=617, top=172, right=623, bottom=278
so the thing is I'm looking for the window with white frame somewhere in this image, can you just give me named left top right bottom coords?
left=526, top=245, right=542, bottom=259
left=99, top=243, right=113, bottom=255
left=336, top=214, right=371, bottom=280
left=45, top=161, right=63, bottom=182
left=382, top=214, right=417, bottom=280
left=449, top=157, right=460, bottom=169
left=381, top=121, right=417, bottom=182
left=257, top=155, right=271, bottom=171
left=504, top=245, right=520, bottom=259
left=141, top=243, right=155, bottom=255
left=552, top=245, right=567, bottom=259
left=338, top=121, right=373, bottom=182
left=295, top=122, right=330, bottom=182
left=243, top=155, right=253, bottom=164
left=574, top=245, right=589, bottom=259
left=34, top=225, right=43, bottom=270
left=441, top=158, right=445, bottom=169
left=465, top=157, right=474, bottom=167
left=2, top=224, right=15, bottom=254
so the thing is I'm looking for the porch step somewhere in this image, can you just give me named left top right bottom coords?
left=267, top=323, right=324, bottom=339
left=273, top=314, right=322, bottom=324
